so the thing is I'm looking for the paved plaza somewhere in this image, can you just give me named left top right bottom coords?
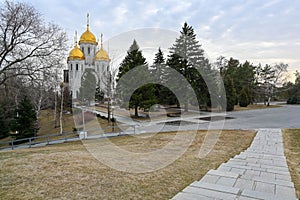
left=172, top=129, right=298, bottom=200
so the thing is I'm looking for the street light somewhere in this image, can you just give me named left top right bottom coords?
left=82, top=105, right=86, bottom=131
left=111, top=105, right=115, bottom=132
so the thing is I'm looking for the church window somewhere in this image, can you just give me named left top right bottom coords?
left=82, top=47, right=84, bottom=53
left=76, top=64, right=78, bottom=71
left=70, top=64, right=72, bottom=70
left=88, top=47, right=90, bottom=54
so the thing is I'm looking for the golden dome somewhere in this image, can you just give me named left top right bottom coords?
left=79, top=14, right=97, bottom=45
left=79, top=27, right=97, bottom=45
left=67, top=43, right=85, bottom=61
left=95, top=47, right=110, bottom=61
left=95, top=33, right=110, bottom=61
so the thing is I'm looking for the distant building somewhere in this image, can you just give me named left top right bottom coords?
left=65, top=14, right=110, bottom=99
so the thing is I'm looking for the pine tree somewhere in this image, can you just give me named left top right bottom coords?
left=150, top=48, right=175, bottom=105
left=152, top=47, right=166, bottom=82
left=95, top=83, right=104, bottom=102
left=117, top=40, right=146, bottom=81
left=167, top=22, right=212, bottom=111
left=0, top=103, right=10, bottom=138
left=11, top=96, right=38, bottom=139
left=116, top=40, right=150, bottom=117
left=224, top=75, right=236, bottom=111
left=239, top=87, right=250, bottom=107
left=78, top=69, right=97, bottom=105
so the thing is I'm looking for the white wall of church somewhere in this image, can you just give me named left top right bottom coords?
left=68, top=45, right=109, bottom=100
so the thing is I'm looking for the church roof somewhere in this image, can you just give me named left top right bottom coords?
left=79, top=14, right=97, bottom=45
left=95, top=47, right=110, bottom=61
left=95, top=34, right=110, bottom=61
left=79, top=27, right=97, bottom=45
left=67, top=43, right=85, bottom=61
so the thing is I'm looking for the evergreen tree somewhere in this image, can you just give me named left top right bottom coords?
left=152, top=48, right=166, bottom=81
left=11, top=96, right=38, bottom=139
left=167, top=22, right=212, bottom=111
left=239, top=87, right=250, bottom=107
left=0, top=103, right=10, bottom=139
left=220, top=58, right=256, bottom=105
left=117, top=40, right=146, bottom=81
left=116, top=40, right=151, bottom=117
left=63, top=86, right=72, bottom=111
left=224, top=75, right=236, bottom=111
left=78, top=69, right=97, bottom=105
left=95, top=83, right=104, bottom=102
left=151, top=48, right=176, bottom=105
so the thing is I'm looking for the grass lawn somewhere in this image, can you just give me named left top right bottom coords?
left=0, top=130, right=255, bottom=199
left=283, top=129, right=300, bottom=199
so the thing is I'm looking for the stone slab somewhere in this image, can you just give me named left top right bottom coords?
left=191, top=182, right=240, bottom=195
left=207, top=169, right=240, bottom=179
left=172, top=192, right=215, bottom=200
left=182, top=186, right=237, bottom=200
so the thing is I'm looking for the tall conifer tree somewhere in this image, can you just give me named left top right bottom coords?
left=167, top=22, right=211, bottom=111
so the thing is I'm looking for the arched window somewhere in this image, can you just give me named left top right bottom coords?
left=70, top=64, right=72, bottom=71
left=76, top=64, right=78, bottom=70
left=88, top=47, right=90, bottom=54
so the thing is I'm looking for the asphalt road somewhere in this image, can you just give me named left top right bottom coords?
left=132, top=105, right=300, bottom=132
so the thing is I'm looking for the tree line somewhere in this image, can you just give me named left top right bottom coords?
left=116, top=23, right=292, bottom=117
left=0, top=1, right=68, bottom=139
left=0, top=0, right=297, bottom=139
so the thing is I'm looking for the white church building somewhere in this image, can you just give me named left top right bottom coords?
left=65, top=14, right=110, bottom=100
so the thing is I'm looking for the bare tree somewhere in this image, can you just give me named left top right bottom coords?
left=0, top=0, right=67, bottom=86
left=256, top=63, right=288, bottom=105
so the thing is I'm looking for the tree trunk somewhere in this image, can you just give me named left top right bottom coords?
left=34, top=96, right=42, bottom=137
left=54, top=91, right=57, bottom=128
left=108, top=100, right=111, bottom=122
left=135, top=105, right=138, bottom=117
left=59, top=87, right=64, bottom=134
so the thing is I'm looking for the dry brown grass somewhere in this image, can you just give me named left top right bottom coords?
left=39, top=109, right=121, bottom=135
left=38, top=110, right=76, bottom=135
left=0, top=130, right=255, bottom=199
left=233, top=104, right=281, bottom=111
left=283, top=129, right=300, bottom=199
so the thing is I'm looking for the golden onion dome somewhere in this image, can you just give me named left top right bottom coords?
left=79, top=27, right=97, bottom=45
left=79, top=14, right=97, bottom=45
left=95, top=47, right=110, bottom=61
left=95, top=33, right=110, bottom=61
left=67, top=43, right=85, bottom=61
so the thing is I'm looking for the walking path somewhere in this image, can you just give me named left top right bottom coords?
left=172, top=129, right=298, bottom=200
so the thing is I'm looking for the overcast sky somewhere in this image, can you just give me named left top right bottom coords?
left=12, top=0, right=300, bottom=80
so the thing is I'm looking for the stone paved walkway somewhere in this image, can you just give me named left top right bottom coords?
left=172, top=129, right=298, bottom=200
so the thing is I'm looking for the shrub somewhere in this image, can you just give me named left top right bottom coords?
left=239, top=88, right=250, bottom=107
left=224, top=75, right=236, bottom=111
left=287, top=96, right=298, bottom=104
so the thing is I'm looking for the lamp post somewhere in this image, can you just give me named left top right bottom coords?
left=218, top=95, right=221, bottom=112
left=111, top=105, right=115, bottom=132
left=82, top=105, right=86, bottom=131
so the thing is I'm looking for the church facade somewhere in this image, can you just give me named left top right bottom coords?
left=66, top=15, right=110, bottom=100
